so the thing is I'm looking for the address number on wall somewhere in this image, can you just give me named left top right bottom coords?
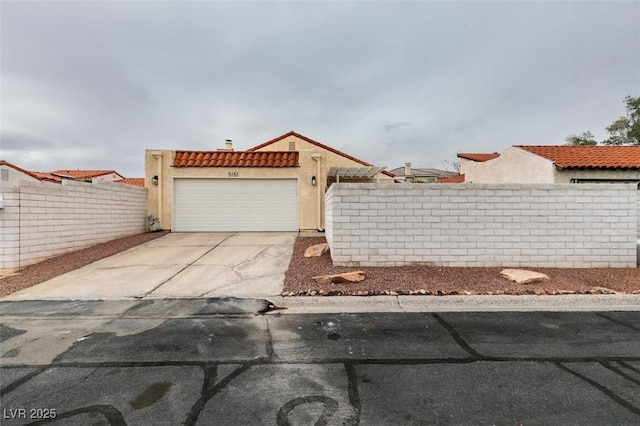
left=228, top=172, right=239, bottom=177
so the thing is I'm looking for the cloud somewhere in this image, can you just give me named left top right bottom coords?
left=1, top=1, right=638, bottom=176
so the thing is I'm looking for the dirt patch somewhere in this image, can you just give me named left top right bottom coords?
left=0, top=231, right=169, bottom=298
left=283, top=237, right=640, bottom=296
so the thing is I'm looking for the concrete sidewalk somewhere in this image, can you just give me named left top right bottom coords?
left=2, top=232, right=296, bottom=301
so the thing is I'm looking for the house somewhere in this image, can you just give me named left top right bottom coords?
left=145, top=131, right=395, bottom=232
left=0, top=160, right=61, bottom=184
left=458, top=146, right=640, bottom=184
left=389, top=163, right=457, bottom=183
left=49, top=169, right=125, bottom=182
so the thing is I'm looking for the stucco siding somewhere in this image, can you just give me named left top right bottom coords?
left=0, top=164, right=39, bottom=184
left=462, top=147, right=555, bottom=183
left=146, top=134, right=393, bottom=231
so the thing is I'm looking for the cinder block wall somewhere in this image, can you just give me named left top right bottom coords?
left=325, top=183, right=639, bottom=268
left=0, top=180, right=147, bottom=272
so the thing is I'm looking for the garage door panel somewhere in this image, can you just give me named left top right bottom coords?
left=173, top=178, right=297, bottom=232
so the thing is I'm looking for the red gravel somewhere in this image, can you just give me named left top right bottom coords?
left=283, top=237, right=640, bottom=296
left=0, top=231, right=169, bottom=298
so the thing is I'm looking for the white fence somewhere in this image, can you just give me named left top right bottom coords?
left=325, top=183, right=639, bottom=268
left=1, top=179, right=147, bottom=272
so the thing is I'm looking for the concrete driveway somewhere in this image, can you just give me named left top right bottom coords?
left=2, top=233, right=296, bottom=301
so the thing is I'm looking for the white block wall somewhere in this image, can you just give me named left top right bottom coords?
left=325, top=183, right=639, bottom=268
left=0, top=179, right=147, bottom=272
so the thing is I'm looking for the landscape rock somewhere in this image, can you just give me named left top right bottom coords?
left=500, top=269, right=551, bottom=284
left=304, top=243, right=330, bottom=258
left=592, top=286, right=623, bottom=295
left=312, top=271, right=365, bottom=285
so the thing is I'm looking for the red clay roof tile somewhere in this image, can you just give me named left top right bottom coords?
left=172, top=150, right=299, bottom=168
left=457, top=153, right=500, bottom=162
left=116, top=178, right=145, bottom=186
left=50, top=169, right=124, bottom=179
left=436, top=174, right=465, bottom=183
left=516, top=145, right=640, bottom=169
left=0, top=160, right=63, bottom=183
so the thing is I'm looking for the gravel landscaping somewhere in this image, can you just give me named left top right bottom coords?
left=0, top=231, right=169, bottom=298
left=3, top=233, right=638, bottom=299
left=283, top=237, right=640, bottom=296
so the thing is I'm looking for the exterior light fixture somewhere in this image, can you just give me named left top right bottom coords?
left=152, top=175, right=159, bottom=185
left=311, top=176, right=317, bottom=186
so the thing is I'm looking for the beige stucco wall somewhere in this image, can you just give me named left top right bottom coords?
left=145, top=134, right=392, bottom=231
left=94, top=173, right=123, bottom=182
left=462, top=147, right=640, bottom=184
left=0, top=165, right=39, bottom=184
left=461, top=147, right=555, bottom=183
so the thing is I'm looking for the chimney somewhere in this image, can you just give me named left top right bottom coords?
left=404, top=162, right=412, bottom=177
left=218, top=139, right=234, bottom=151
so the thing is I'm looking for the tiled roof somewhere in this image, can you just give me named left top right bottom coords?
left=172, top=150, right=299, bottom=167
left=248, top=131, right=396, bottom=178
left=516, top=145, right=640, bottom=170
left=457, top=153, right=500, bottom=162
left=436, top=174, right=465, bottom=183
left=30, top=172, right=63, bottom=183
left=50, top=169, right=123, bottom=179
left=0, top=160, right=62, bottom=183
left=116, top=178, right=145, bottom=186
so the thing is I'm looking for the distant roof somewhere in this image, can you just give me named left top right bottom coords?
left=248, top=131, right=395, bottom=178
left=436, top=174, right=465, bottom=183
left=389, top=166, right=457, bottom=178
left=0, top=160, right=61, bottom=183
left=457, top=153, right=500, bottom=162
left=30, top=171, right=63, bottom=183
left=516, top=145, right=640, bottom=170
left=116, top=178, right=145, bottom=186
left=173, top=150, right=299, bottom=167
left=50, top=169, right=124, bottom=179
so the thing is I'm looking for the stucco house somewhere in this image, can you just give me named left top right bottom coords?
left=49, top=169, right=125, bottom=182
left=459, top=146, right=640, bottom=184
left=0, top=160, right=61, bottom=184
left=145, top=131, right=395, bottom=232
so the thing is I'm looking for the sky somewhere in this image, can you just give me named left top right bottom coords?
left=1, top=1, right=639, bottom=178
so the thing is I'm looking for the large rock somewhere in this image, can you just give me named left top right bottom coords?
left=500, top=269, right=550, bottom=285
left=312, top=271, right=365, bottom=285
left=304, top=243, right=330, bottom=258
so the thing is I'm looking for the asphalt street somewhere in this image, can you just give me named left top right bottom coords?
left=1, top=298, right=639, bottom=425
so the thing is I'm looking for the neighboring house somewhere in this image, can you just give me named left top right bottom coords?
left=436, top=174, right=465, bottom=183
left=459, top=146, right=640, bottom=184
left=0, top=160, right=61, bottom=184
left=145, top=131, right=395, bottom=232
left=116, top=178, right=145, bottom=187
left=389, top=163, right=457, bottom=183
left=50, top=169, right=125, bottom=182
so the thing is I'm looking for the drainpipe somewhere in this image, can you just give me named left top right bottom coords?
left=312, top=153, right=322, bottom=231
left=153, top=152, right=164, bottom=227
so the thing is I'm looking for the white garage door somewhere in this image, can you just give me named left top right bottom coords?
left=173, top=178, right=298, bottom=232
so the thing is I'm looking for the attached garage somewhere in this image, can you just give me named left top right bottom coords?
left=173, top=178, right=298, bottom=232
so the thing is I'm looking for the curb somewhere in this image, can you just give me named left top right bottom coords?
left=268, top=294, right=640, bottom=314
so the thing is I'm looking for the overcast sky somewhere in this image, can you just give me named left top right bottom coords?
left=1, top=1, right=639, bottom=178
